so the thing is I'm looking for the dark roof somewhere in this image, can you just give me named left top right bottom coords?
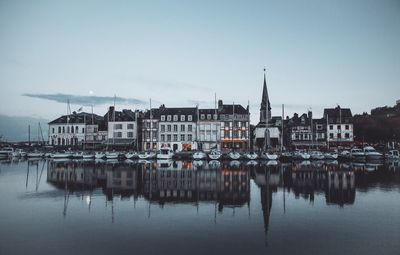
left=105, top=107, right=136, bottom=122
left=218, top=104, right=249, bottom=115
left=260, top=72, right=271, bottom=111
left=323, top=106, right=352, bottom=119
left=199, top=108, right=218, bottom=115
left=286, top=113, right=311, bottom=126
left=49, top=112, right=104, bottom=125
left=157, top=106, right=198, bottom=121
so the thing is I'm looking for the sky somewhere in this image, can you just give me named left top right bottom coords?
left=0, top=0, right=399, bottom=124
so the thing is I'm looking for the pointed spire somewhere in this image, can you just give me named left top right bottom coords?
left=260, top=68, right=271, bottom=123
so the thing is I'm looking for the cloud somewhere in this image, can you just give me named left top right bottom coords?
left=22, top=93, right=146, bottom=106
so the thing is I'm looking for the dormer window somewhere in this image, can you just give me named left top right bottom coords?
left=181, top=115, right=185, bottom=121
left=207, top=114, right=211, bottom=120
left=167, top=115, right=171, bottom=121
left=213, top=114, right=218, bottom=120
left=188, top=115, right=192, bottom=121
left=161, top=115, right=165, bottom=121
left=201, top=114, right=205, bottom=120
left=173, top=115, right=178, bottom=121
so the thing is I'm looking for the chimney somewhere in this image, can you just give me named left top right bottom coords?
left=308, top=111, right=312, bottom=119
left=218, top=100, right=223, bottom=111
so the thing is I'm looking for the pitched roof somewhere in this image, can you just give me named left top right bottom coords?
left=323, top=106, right=352, bottom=120
left=260, top=72, right=271, bottom=111
left=48, top=112, right=104, bottom=125
left=218, top=104, right=249, bottom=115
left=105, top=108, right=136, bottom=122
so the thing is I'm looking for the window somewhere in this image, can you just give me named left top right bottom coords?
left=167, top=135, right=171, bottom=141
left=181, top=115, right=185, bottom=121
left=127, top=124, right=134, bottom=129
left=207, top=114, right=211, bottom=120
left=181, top=124, right=185, bottom=132
left=345, top=125, right=349, bottom=130
left=52, top=128, right=55, bottom=133
left=188, top=125, right=192, bottom=132
left=82, top=128, right=85, bottom=133
left=71, top=126, right=74, bottom=133
left=167, top=125, right=171, bottom=132
left=188, top=115, right=192, bottom=121
left=337, top=133, right=342, bottom=139
left=201, top=114, right=205, bottom=120
left=329, top=133, right=333, bottom=139
left=114, top=132, right=122, bottom=138
left=114, top=124, right=123, bottom=129
left=173, top=125, right=178, bottom=132
left=329, top=125, right=333, bottom=130
left=167, top=115, right=171, bottom=121
left=337, top=125, right=341, bottom=130
left=316, top=124, right=322, bottom=130
left=161, top=125, right=165, bottom=132
left=180, top=134, right=185, bottom=141
left=94, top=127, right=98, bottom=132
left=161, top=134, right=165, bottom=142
left=127, top=132, right=134, bottom=138
left=188, top=134, right=192, bottom=141
left=58, top=127, right=61, bottom=133
left=213, top=114, right=218, bottom=120
left=345, top=133, right=350, bottom=139
left=173, top=134, right=178, bottom=141
left=161, top=115, right=165, bottom=121
left=173, top=115, right=178, bottom=121
left=67, top=126, right=70, bottom=133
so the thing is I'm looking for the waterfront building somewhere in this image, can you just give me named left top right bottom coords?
left=141, top=108, right=160, bottom=151
left=324, top=106, right=354, bottom=147
left=48, top=112, right=104, bottom=147
left=218, top=100, right=250, bottom=151
left=157, top=105, right=198, bottom=151
left=197, top=108, right=221, bottom=151
left=105, top=106, right=138, bottom=150
left=254, top=72, right=281, bottom=150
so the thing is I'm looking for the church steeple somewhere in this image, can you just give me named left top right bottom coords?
left=260, top=68, right=271, bottom=123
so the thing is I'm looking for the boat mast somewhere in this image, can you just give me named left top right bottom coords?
left=215, top=93, right=218, bottom=151
left=232, top=102, right=234, bottom=150
left=326, top=114, right=329, bottom=150
left=281, top=104, right=284, bottom=154
left=149, top=98, right=152, bottom=151
left=113, top=94, right=116, bottom=148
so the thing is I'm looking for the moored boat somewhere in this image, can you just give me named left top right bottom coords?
left=292, top=151, right=311, bottom=160
left=350, top=148, right=366, bottom=161
left=386, top=150, right=399, bottom=160
left=51, top=151, right=73, bottom=159
left=138, top=151, right=156, bottom=159
left=125, top=151, right=138, bottom=159
left=27, top=151, right=44, bottom=158
left=105, top=152, right=119, bottom=159
left=324, top=152, right=338, bottom=160
left=244, top=151, right=259, bottom=160
left=363, top=146, right=383, bottom=160
left=227, top=151, right=241, bottom=160
left=309, top=151, right=325, bottom=160
left=0, top=147, right=14, bottom=159
left=157, top=147, right=174, bottom=159
left=260, top=151, right=279, bottom=160
left=193, top=151, right=207, bottom=160
left=208, top=150, right=222, bottom=160
left=95, top=152, right=106, bottom=159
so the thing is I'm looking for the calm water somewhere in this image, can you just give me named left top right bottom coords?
left=0, top=159, right=399, bottom=255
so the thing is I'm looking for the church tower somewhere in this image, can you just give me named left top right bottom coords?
left=260, top=69, right=271, bottom=124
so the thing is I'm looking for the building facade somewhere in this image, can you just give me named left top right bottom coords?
left=324, top=106, right=354, bottom=147
left=141, top=108, right=159, bottom=151
left=105, top=106, right=138, bottom=150
left=48, top=112, right=104, bottom=147
left=197, top=108, right=221, bottom=151
left=158, top=105, right=198, bottom=151
left=218, top=100, right=250, bottom=151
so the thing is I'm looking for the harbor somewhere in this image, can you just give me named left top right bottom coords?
left=0, top=158, right=399, bottom=255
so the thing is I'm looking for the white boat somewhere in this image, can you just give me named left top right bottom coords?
left=105, top=152, right=119, bottom=159
left=260, top=151, right=279, bottom=160
left=350, top=148, right=366, bottom=160
left=27, top=151, right=44, bottom=158
left=208, top=150, right=222, bottom=160
left=0, top=147, right=14, bottom=159
left=51, top=151, right=73, bottom=159
left=363, top=146, right=383, bottom=160
left=95, top=152, right=106, bottom=159
left=386, top=150, right=400, bottom=160
left=245, top=151, right=259, bottom=160
left=309, top=151, right=325, bottom=160
left=72, top=152, right=84, bottom=158
left=125, top=151, right=138, bottom=159
left=280, top=151, right=292, bottom=160
left=324, top=152, right=338, bottom=160
left=11, top=149, right=26, bottom=158
left=44, top=152, right=52, bottom=158
left=82, top=153, right=95, bottom=159
left=292, top=151, right=311, bottom=160
left=193, top=151, right=207, bottom=160
left=157, top=148, right=174, bottom=159
left=228, top=151, right=241, bottom=160
left=138, top=151, right=156, bottom=159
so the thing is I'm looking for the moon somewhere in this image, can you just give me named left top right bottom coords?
left=89, top=90, right=94, bottom=95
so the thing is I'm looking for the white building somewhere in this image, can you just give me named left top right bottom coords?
left=105, top=106, right=138, bottom=149
left=158, top=105, right=198, bottom=151
left=48, top=112, right=104, bottom=147
left=324, top=106, right=354, bottom=147
left=197, top=108, right=221, bottom=151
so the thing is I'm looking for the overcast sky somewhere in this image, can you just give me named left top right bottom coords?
left=0, top=0, right=399, bottom=123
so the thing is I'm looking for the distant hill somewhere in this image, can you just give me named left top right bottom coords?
left=0, top=115, right=49, bottom=142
